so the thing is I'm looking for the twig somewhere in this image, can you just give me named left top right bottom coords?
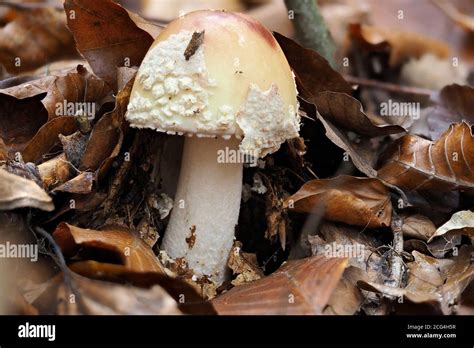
left=343, top=74, right=435, bottom=97
left=384, top=214, right=405, bottom=292
left=284, top=0, right=336, bottom=67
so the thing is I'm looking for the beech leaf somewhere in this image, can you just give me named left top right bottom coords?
left=285, top=175, right=392, bottom=228
left=0, top=168, right=54, bottom=211
left=212, top=255, right=347, bottom=315
left=377, top=122, right=474, bottom=191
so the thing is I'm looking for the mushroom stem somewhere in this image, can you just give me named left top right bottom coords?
left=161, top=136, right=243, bottom=285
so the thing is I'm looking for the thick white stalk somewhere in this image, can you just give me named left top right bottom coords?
left=161, top=136, right=243, bottom=285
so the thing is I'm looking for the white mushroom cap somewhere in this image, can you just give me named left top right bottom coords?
left=126, top=10, right=300, bottom=158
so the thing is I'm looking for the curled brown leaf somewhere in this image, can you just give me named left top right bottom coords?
left=285, top=175, right=392, bottom=228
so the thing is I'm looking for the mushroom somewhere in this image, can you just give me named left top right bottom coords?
left=126, top=10, right=300, bottom=285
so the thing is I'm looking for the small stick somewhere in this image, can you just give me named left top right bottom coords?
left=343, top=74, right=435, bottom=97
left=384, top=214, right=405, bottom=292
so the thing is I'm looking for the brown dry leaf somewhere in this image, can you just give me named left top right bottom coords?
left=428, top=210, right=474, bottom=243
left=228, top=241, right=264, bottom=286
left=314, top=91, right=405, bottom=137
left=52, top=171, right=95, bottom=194
left=0, top=93, right=48, bottom=150
left=21, top=116, right=77, bottom=163
left=212, top=255, right=347, bottom=315
left=275, top=32, right=404, bottom=137
left=316, top=111, right=377, bottom=177
left=349, top=23, right=450, bottom=67
left=34, top=272, right=180, bottom=315
left=273, top=32, right=351, bottom=96
left=53, top=223, right=165, bottom=274
left=285, top=175, right=392, bottom=228
left=79, top=74, right=134, bottom=174
left=0, top=65, right=109, bottom=121
left=64, top=0, right=160, bottom=89
left=0, top=168, right=54, bottom=211
left=358, top=247, right=474, bottom=314
left=400, top=213, right=436, bottom=241
left=0, top=8, right=76, bottom=73
left=323, top=267, right=365, bottom=315
left=69, top=260, right=216, bottom=314
left=377, top=122, right=474, bottom=191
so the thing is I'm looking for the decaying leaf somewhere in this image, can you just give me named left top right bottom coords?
left=349, top=23, right=450, bottom=67
left=428, top=210, right=474, bottom=243
left=52, top=171, right=95, bottom=194
left=378, top=122, right=474, bottom=191
left=21, top=116, right=77, bottom=163
left=0, top=168, right=54, bottom=211
left=212, top=255, right=347, bottom=315
left=64, top=0, right=160, bottom=89
left=400, top=213, right=436, bottom=241
left=0, top=8, right=76, bottom=73
left=285, top=175, right=392, bottom=228
left=359, top=247, right=474, bottom=314
left=79, top=74, right=133, bottom=174
left=228, top=241, right=264, bottom=286
left=53, top=223, right=165, bottom=274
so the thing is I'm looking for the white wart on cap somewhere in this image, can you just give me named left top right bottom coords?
left=126, top=10, right=300, bottom=158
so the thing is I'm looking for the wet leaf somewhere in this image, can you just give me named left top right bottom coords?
left=285, top=175, right=392, bottom=228
left=53, top=223, right=165, bottom=274
left=212, top=255, right=347, bottom=315
left=0, top=8, right=76, bottom=73
left=377, top=122, right=474, bottom=191
left=64, top=0, right=160, bottom=89
left=0, top=168, right=54, bottom=211
left=428, top=210, right=474, bottom=243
